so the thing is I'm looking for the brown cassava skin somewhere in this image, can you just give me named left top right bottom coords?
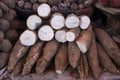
left=68, top=42, right=80, bottom=68
left=55, top=43, right=68, bottom=74
left=76, top=26, right=92, bottom=53
left=22, top=41, right=45, bottom=76
left=94, top=28, right=120, bottom=66
left=11, top=57, right=26, bottom=76
left=42, top=39, right=59, bottom=62
left=36, top=57, right=48, bottom=74
left=97, top=43, right=120, bottom=75
left=36, top=40, right=59, bottom=73
left=7, top=39, right=29, bottom=72
left=77, top=54, right=85, bottom=80
left=87, top=32, right=100, bottom=80
left=82, top=54, right=89, bottom=79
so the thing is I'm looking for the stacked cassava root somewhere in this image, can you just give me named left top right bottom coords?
left=6, top=3, right=120, bottom=80
left=0, top=1, right=20, bottom=70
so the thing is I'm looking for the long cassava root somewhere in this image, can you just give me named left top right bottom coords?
left=87, top=32, right=100, bottom=80
left=7, top=40, right=29, bottom=72
left=94, top=28, right=120, bottom=66
left=55, top=43, right=68, bottom=74
left=22, top=41, right=45, bottom=75
left=36, top=40, right=59, bottom=73
left=68, top=42, right=80, bottom=68
left=97, top=43, right=120, bottom=75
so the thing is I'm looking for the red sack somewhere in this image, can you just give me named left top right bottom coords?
left=110, top=0, right=120, bottom=8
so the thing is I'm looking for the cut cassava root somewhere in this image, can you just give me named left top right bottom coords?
left=37, top=3, right=51, bottom=18
left=66, top=27, right=81, bottom=42
left=65, top=14, right=80, bottom=29
left=76, top=26, right=92, bottom=53
left=50, top=13, right=65, bottom=30
left=20, top=30, right=37, bottom=46
left=26, top=15, right=42, bottom=30
left=38, top=25, right=54, bottom=41
left=79, top=15, right=90, bottom=29
left=55, top=29, right=67, bottom=43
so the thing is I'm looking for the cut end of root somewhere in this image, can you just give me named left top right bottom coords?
left=50, top=13, right=65, bottom=30
left=37, top=3, right=51, bottom=18
left=66, top=32, right=75, bottom=42
left=27, top=15, right=42, bottom=30
left=56, top=70, right=62, bottom=74
left=38, top=25, right=54, bottom=41
left=76, top=41, right=87, bottom=53
left=79, top=15, right=90, bottom=30
left=55, top=30, right=67, bottom=43
left=20, top=30, right=37, bottom=46
left=65, top=14, right=80, bottom=29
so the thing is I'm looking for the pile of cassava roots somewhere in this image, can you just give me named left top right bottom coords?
left=0, top=0, right=120, bottom=80
left=6, top=2, right=120, bottom=80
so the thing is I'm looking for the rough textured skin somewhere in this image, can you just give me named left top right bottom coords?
left=97, top=43, right=120, bottom=75
left=22, top=41, right=45, bottom=75
left=7, top=40, right=29, bottom=72
left=94, top=28, right=120, bottom=66
left=87, top=32, right=100, bottom=80
left=77, top=55, right=85, bottom=80
left=36, top=57, right=48, bottom=74
left=55, top=43, right=68, bottom=74
left=11, top=57, right=26, bottom=76
left=42, top=40, right=59, bottom=62
left=68, top=42, right=80, bottom=68
left=36, top=40, right=59, bottom=73
left=83, top=54, right=89, bottom=79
